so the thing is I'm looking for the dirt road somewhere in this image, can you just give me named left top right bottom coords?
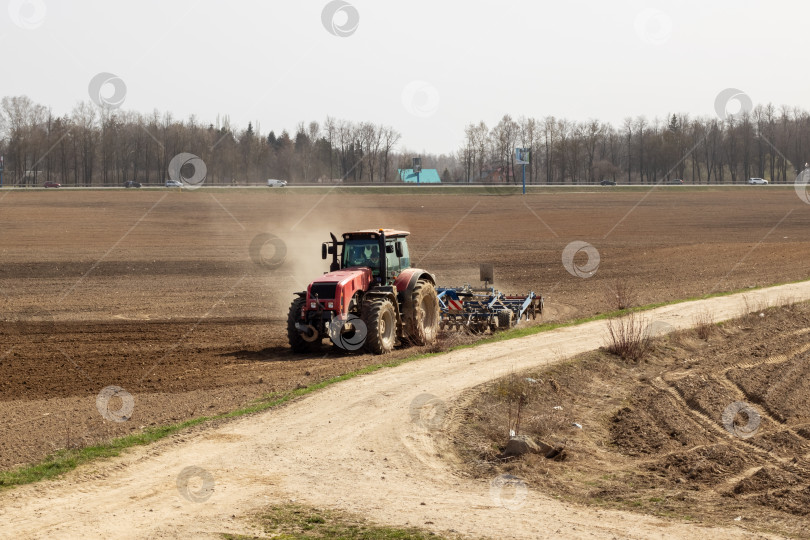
left=3, top=282, right=809, bottom=539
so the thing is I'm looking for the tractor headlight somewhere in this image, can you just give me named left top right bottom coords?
left=327, top=301, right=334, bottom=309
left=310, top=301, right=317, bottom=309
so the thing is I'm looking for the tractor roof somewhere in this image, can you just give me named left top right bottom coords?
left=342, top=229, right=410, bottom=240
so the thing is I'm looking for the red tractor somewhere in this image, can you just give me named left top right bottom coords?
left=287, top=229, right=440, bottom=354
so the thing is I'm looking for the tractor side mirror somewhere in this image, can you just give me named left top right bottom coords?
left=321, top=243, right=328, bottom=260
left=395, top=242, right=403, bottom=258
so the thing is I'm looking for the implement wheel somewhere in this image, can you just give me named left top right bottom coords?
left=497, top=310, right=513, bottom=330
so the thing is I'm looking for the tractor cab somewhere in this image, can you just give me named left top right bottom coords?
left=323, top=229, right=411, bottom=283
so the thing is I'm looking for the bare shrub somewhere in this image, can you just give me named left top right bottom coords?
left=604, top=312, right=652, bottom=362
left=494, top=372, right=536, bottom=438
left=694, top=310, right=715, bottom=340
left=775, top=294, right=797, bottom=311
left=603, top=278, right=638, bottom=311
left=739, top=295, right=752, bottom=320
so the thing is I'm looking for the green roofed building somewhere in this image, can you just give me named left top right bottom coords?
left=397, top=168, right=441, bottom=183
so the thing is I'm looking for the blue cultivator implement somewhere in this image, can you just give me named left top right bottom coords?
left=436, top=285, right=543, bottom=333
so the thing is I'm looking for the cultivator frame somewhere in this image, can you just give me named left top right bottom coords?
left=436, top=285, right=543, bottom=333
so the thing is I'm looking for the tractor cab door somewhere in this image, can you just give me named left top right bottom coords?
left=385, top=238, right=410, bottom=279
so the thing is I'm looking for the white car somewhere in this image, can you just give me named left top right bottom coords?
left=165, top=179, right=183, bottom=187
left=267, top=179, right=287, bottom=187
left=747, top=177, right=768, bottom=185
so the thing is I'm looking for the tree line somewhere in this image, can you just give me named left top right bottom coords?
left=0, top=95, right=428, bottom=186
left=2, top=94, right=809, bottom=186
left=458, top=107, right=810, bottom=185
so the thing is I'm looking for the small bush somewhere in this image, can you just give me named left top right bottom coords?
left=603, top=278, right=638, bottom=311
left=694, top=310, right=715, bottom=340
left=494, top=372, right=535, bottom=438
left=605, top=313, right=652, bottom=362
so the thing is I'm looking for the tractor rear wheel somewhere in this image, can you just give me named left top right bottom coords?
left=287, top=296, right=320, bottom=353
left=362, top=297, right=397, bottom=354
left=406, top=280, right=440, bottom=345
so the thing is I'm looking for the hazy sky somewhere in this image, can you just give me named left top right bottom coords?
left=2, top=0, right=808, bottom=155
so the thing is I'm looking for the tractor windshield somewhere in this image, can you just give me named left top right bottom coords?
left=343, top=240, right=381, bottom=270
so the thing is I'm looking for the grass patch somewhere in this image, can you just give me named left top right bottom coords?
left=224, top=503, right=449, bottom=539
left=3, top=277, right=808, bottom=490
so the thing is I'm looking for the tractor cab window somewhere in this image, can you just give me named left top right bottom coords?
left=344, top=240, right=381, bottom=272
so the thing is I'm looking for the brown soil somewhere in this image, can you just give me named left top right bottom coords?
left=453, top=302, right=810, bottom=538
left=1, top=188, right=809, bottom=472
left=3, top=282, right=809, bottom=539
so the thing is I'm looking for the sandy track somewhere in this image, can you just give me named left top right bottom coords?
left=3, top=283, right=809, bottom=539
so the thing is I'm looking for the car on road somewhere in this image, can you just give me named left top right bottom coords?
left=667, top=179, right=684, bottom=185
left=267, top=179, right=287, bottom=187
left=599, top=179, right=616, bottom=186
left=124, top=181, right=142, bottom=188
left=43, top=181, right=61, bottom=188
left=748, top=177, right=768, bottom=185
left=165, top=179, right=182, bottom=188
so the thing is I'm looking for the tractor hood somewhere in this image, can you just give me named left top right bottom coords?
left=312, top=267, right=373, bottom=285
left=307, top=267, right=374, bottom=314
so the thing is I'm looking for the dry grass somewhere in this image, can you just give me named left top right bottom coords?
left=426, top=330, right=477, bottom=353
left=604, top=312, right=652, bottom=362
left=693, top=309, right=715, bottom=340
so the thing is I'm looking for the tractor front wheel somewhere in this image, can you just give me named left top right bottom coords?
left=287, top=296, right=320, bottom=353
left=362, top=297, right=397, bottom=354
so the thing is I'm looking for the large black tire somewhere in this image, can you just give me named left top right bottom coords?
left=287, top=296, right=320, bottom=353
left=362, top=297, right=397, bottom=354
left=406, top=280, right=440, bottom=345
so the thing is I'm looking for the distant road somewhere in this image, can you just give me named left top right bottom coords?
left=1, top=183, right=795, bottom=191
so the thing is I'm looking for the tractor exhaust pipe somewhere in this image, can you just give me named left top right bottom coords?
left=295, top=323, right=319, bottom=342
left=378, top=229, right=387, bottom=281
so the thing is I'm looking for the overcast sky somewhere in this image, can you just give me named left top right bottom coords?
left=2, top=0, right=808, bottom=155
